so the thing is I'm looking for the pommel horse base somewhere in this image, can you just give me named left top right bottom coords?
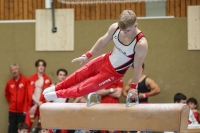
left=40, top=93, right=190, bottom=132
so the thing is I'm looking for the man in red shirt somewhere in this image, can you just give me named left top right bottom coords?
left=97, top=79, right=123, bottom=104
left=5, top=64, right=28, bottom=133
left=97, top=79, right=123, bottom=133
left=25, top=59, right=51, bottom=128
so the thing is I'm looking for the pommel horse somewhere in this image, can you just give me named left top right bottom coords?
left=40, top=92, right=190, bottom=132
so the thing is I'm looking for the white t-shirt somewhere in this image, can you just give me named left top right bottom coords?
left=188, top=109, right=199, bottom=125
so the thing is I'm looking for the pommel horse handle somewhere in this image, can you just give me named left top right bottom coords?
left=87, top=92, right=139, bottom=107
left=125, top=92, right=139, bottom=107
left=87, top=92, right=100, bottom=107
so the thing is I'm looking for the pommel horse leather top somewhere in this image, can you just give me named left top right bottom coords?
left=40, top=103, right=189, bottom=132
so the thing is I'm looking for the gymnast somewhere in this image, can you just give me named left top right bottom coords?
left=43, top=9, right=148, bottom=101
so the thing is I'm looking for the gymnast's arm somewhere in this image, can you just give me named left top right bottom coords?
left=71, top=23, right=118, bottom=64
left=128, top=38, right=148, bottom=98
left=122, top=79, right=132, bottom=97
left=89, top=23, right=118, bottom=56
left=131, top=38, right=148, bottom=84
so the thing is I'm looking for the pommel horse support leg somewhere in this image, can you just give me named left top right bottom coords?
left=40, top=93, right=190, bottom=132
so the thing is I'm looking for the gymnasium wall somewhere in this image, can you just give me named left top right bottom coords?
left=1, top=0, right=200, bottom=21
left=166, top=0, right=200, bottom=17
left=0, top=18, right=200, bottom=132
left=0, top=0, right=146, bottom=20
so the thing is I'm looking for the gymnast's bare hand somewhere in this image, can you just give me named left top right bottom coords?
left=71, top=55, right=88, bottom=65
left=128, top=89, right=138, bottom=100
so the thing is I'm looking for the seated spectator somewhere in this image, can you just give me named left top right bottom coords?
left=49, top=69, right=87, bottom=133
left=49, top=69, right=68, bottom=133
left=52, top=68, right=68, bottom=103
left=18, top=122, right=29, bottom=133
left=164, top=93, right=198, bottom=133
left=187, top=97, right=200, bottom=123
left=32, top=126, right=49, bottom=133
left=173, top=93, right=198, bottom=125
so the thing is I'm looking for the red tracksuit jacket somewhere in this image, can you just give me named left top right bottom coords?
left=5, top=75, right=28, bottom=113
